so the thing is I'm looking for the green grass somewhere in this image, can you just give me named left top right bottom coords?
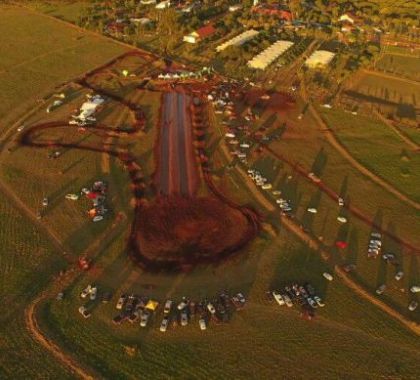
left=321, top=109, right=420, bottom=203
left=0, top=195, right=71, bottom=378
left=376, top=54, right=420, bottom=81
left=30, top=1, right=88, bottom=24
left=0, top=5, right=128, bottom=127
left=37, top=229, right=420, bottom=379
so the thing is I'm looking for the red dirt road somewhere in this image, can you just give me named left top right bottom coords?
left=156, top=92, right=199, bottom=196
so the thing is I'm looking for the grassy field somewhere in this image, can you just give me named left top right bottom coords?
left=0, top=5, right=128, bottom=128
left=376, top=54, right=420, bottom=81
left=37, top=229, right=420, bottom=379
left=321, top=109, right=420, bottom=203
left=0, top=197, right=71, bottom=378
left=29, top=0, right=88, bottom=24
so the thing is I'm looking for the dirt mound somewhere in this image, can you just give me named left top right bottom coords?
left=131, top=195, right=253, bottom=270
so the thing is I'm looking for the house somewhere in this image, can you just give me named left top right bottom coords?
left=252, top=5, right=293, bottom=22
left=155, top=0, right=170, bottom=9
left=339, top=13, right=359, bottom=24
left=305, top=50, right=335, bottom=68
left=229, top=4, right=243, bottom=12
left=183, top=24, right=216, bottom=44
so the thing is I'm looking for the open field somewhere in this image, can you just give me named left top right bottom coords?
left=340, top=71, right=419, bottom=122
left=321, top=109, right=420, bottom=203
left=0, top=197, right=70, bottom=378
left=376, top=54, right=420, bottom=81
left=0, top=5, right=128, bottom=128
left=37, top=230, right=420, bottom=379
left=0, top=7, right=419, bottom=377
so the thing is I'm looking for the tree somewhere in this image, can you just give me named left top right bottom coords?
left=155, top=9, right=182, bottom=55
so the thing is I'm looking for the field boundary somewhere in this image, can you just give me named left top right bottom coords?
left=310, top=105, right=420, bottom=211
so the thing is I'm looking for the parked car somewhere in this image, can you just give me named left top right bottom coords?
left=177, top=298, right=189, bottom=310
left=323, top=272, right=333, bottom=281
left=78, top=306, right=91, bottom=319
left=180, top=311, right=188, bottom=326
left=338, top=197, right=344, bottom=207
left=337, top=216, right=347, bottom=224
left=116, top=294, right=127, bottom=310
left=140, top=311, right=150, bottom=327
left=101, top=292, right=112, bottom=303
left=128, top=310, right=141, bottom=324
left=80, top=285, right=92, bottom=298
left=112, top=314, right=126, bottom=325
left=89, top=286, right=97, bottom=301
left=394, top=271, right=404, bottom=281
left=160, top=316, right=169, bottom=332
left=307, top=208, right=317, bottom=214
left=42, top=197, right=49, bottom=207
left=314, top=296, right=325, bottom=307
left=408, top=301, right=418, bottom=312
left=410, top=286, right=420, bottom=293
left=56, top=292, right=64, bottom=301
left=376, top=284, right=386, bottom=295
left=164, top=300, right=173, bottom=315
left=199, top=318, right=207, bottom=331
left=283, top=294, right=293, bottom=307
left=93, top=215, right=104, bottom=222
left=371, top=232, right=382, bottom=239
left=307, top=297, right=318, bottom=308
left=272, top=291, right=285, bottom=306
left=207, top=302, right=216, bottom=314
left=65, top=193, right=79, bottom=201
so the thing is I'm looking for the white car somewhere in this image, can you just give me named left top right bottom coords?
left=80, top=285, right=92, bottom=298
left=337, top=216, right=347, bottom=224
left=180, top=311, right=188, bottom=326
left=408, top=301, right=418, bottom=312
left=140, top=311, right=150, bottom=327
left=160, top=317, right=169, bottom=332
left=65, top=193, right=79, bottom=201
left=394, top=271, right=404, bottom=281
left=177, top=299, right=188, bottom=310
left=307, top=298, right=318, bottom=308
left=410, top=286, right=420, bottom=293
left=207, top=303, right=216, bottom=314
left=17, top=125, right=25, bottom=132
left=376, top=284, right=386, bottom=295
left=78, top=306, right=91, bottom=319
left=93, top=215, right=104, bottom=222
left=90, top=286, right=97, bottom=301
left=272, top=291, right=285, bottom=306
left=283, top=294, right=293, bottom=307
left=116, top=294, right=126, bottom=310
left=199, top=318, right=207, bottom=330
left=314, top=296, right=325, bottom=307
left=371, top=232, right=382, bottom=239
left=307, top=208, right=317, bottom=214
left=323, top=272, right=333, bottom=281
left=272, top=190, right=281, bottom=196
left=163, top=300, right=173, bottom=315
left=338, top=198, right=344, bottom=207
left=262, top=184, right=272, bottom=190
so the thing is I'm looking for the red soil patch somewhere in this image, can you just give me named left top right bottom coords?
left=243, top=89, right=295, bottom=112
left=133, top=195, right=252, bottom=268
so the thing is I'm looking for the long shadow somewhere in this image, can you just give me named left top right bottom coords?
left=310, top=147, right=328, bottom=177
left=61, top=156, right=86, bottom=175
left=408, top=255, right=419, bottom=305
left=338, top=175, right=349, bottom=200
left=347, top=227, right=360, bottom=266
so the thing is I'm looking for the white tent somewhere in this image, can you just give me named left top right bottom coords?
left=248, top=40, right=294, bottom=70
left=216, top=30, right=259, bottom=52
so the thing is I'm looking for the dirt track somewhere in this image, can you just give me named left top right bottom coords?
left=156, top=92, right=198, bottom=196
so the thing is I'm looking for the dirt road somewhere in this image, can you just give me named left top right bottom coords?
left=156, top=92, right=198, bottom=196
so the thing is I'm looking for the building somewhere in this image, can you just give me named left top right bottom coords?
left=229, top=4, right=243, bottom=12
left=252, top=5, right=293, bottom=22
left=216, top=30, right=259, bottom=52
left=247, top=40, right=294, bottom=70
left=183, top=24, right=216, bottom=44
left=155, top=0, right=170, bottom=9
left=305, top=50, right=335, bottom=68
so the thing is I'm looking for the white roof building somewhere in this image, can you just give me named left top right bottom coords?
left=155, top=1, right=170, bottom=9
left=247, top=40, right=294, bottom=70
left=305, top=50, right=335, bottom=68
left=74, top=95, right=104, bottom=121
left=216, top=30, right=259, bottom=52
